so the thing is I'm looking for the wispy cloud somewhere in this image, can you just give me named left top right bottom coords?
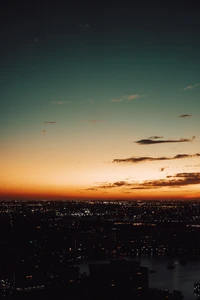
left=113, top=153, right=200, bottom=164
left=80, top=23, right=91, bottom=29
left=126, top=94, right=141, bottom=100
left=186, top=164, right=200, bottom=168
left=44, top=121, right=56, bottom=124
left=84, top=99, right=95, bottom=104
left=110, top=94, right=143, bottom=103
left=135, top=136, right=195, bottom=145
left=179, top=114, right=192, bottom=118
left=89, top=119, right=104, bottom=124
left=52, top=101, right=65, bottom=105
left=33, top=37, right=39, bottom=42
left=179, top=83, right=199, bottom=91
left=33, top=34, right=56, bottom=43
left=110, top=98, right=123, bottom=103
left=86, top=187, right=99, bottom=191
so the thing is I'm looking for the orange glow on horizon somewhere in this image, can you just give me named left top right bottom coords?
left=0, top=184, right=199, bottom=201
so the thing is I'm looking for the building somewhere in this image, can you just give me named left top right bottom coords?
left=88, top=259, right=148, bottom=298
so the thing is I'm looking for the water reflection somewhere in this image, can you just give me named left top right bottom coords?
left=78, top=256, right=200, bottom=300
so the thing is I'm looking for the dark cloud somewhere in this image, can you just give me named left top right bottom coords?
left=100, top=181, right=129, bottom=189
left=174, top=154, right=196, bottom=159
left=113, top=156, right=167, bottom=163
left=136, top=172, right=200, bottom=189
left=113, top=153, right=200, bottom=164
left=129, top=173, right=200, bottom=190
left=86, top=187, right=99, bottom=191
left=135, top=136, right=195, bottom=145
left=113, top=181, right=127, bottom=187
left=149, top=136, right=164, bottom=139
left=86, top=181, right=129, bottom=190
left=44, top=121, right=56, bottom=124
left=87, top=172, right=200, bottom=192
left=179, top=114, right=192, bottom=118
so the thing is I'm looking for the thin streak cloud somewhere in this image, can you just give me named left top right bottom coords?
left=179, top=83, right=199, bottom=91
left=52, top=101, right=65, bottom=105
left=110, top=94, right=143, bottom=103
left=135, top=136, right=195, bottom=145
left=113, top=153, right=200, bottom=164
left=179, top=114, right=192, bottom=118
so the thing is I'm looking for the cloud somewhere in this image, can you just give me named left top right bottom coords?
left=86, top=187, right=99, bottom=191
left=110, top=94, right=143, bottom=103
left=113, top=153, right=200, bottom=164
left=42, top=130, right=46, bottom=133
left=186, top=164, right=200, bottom=167
left=84, top=99, right=95, bottom=104
left=44, top=121, right=56, bottom=124
left=135, top=136, right=195, bottom=145
left=86, top=181, right=129, bottom=190
left=179, top=83, right=199, bottom=91
left=179, top=114, right=192, bottom=118
left=33, top=37, right=39, bottom=42
left=34, top=35, right=57, bottom=43
left=87, top=172, right=200, bottom=192
left=84, top=24, right=91, bottom=29
left=135, top=172, right=200, bottom=189
left=126, top=94, right=141, bottom=100
left=52, top=101, right=64, bottom=105
left=110, top=98, right=123, bottom=103
left=113, top=157, right=166, bottom=163
left=173, top=154, right=195, bottom=159
left=80, top=23, right=91, bottom=29
left=149, top=136, right=164, bottom=139
left=89, top=119, right=103, bottom=124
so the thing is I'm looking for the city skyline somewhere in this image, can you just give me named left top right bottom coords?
left=0, top=3, right=200, bottom=200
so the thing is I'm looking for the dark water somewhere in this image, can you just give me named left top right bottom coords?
left=78, top=256, right=200, bottom=300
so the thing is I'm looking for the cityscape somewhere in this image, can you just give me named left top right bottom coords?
left=0, top=200, right=200, bottom=299
left=1, top=2, right=200, bottom=300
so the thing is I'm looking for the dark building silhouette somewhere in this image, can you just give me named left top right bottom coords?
left=88, top=259, right=148, bottom=299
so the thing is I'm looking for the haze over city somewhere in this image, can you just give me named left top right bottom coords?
left=0, top=2, right=200, bottom=201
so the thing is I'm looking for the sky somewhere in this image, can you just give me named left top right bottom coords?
left=0, top=2, right=200, bottom=200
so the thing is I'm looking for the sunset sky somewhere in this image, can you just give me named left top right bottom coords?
left=0, top=2, right=200, bottom=200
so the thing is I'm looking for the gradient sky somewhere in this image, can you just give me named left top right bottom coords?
left=0, top=2, right=200, bottom=200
